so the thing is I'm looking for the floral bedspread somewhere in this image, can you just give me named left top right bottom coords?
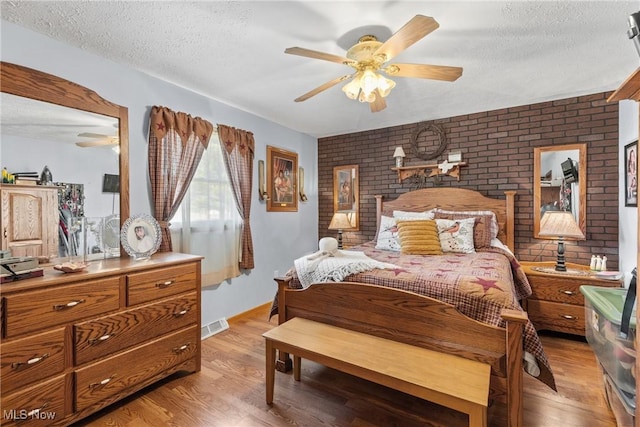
left=270, top=241, right=556, bottom=390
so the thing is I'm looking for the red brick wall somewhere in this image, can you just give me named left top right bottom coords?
left=318, top=92, right=620, bottom=269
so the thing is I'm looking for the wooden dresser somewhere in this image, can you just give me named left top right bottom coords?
left=0, top=252, right=202, bottom=426
left=521, top=261, right=622, bottom=336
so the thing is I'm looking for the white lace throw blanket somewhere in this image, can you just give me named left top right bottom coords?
left=294, top=250, right=398, bottom=289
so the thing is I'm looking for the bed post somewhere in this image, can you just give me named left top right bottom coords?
left=501, top=308, right=527, bottom=427
left=504, top=191, right=516, bottom=253
left=274, top=276, right=293, bottom=372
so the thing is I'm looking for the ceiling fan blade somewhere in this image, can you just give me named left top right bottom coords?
left=77, top=132, right=112, bottom=138
left=285, top=47, right=354, bottom=66
left=374, top=15, right=439, bottom=62
left=370, top=91, right=387, bottom=113
left=75, top=139, right=117, bottom=147
left=294, top=74, right=353, bottom=102
left=385, top=63, right=463, bottom=81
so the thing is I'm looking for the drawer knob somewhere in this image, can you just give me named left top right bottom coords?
left=173, top=309, right=189, bottom=317
left=89, top=375, right=116, bottom=389
left=156, top=280, right=175, bottom=289
left=53, top=299, right=86, bottom=311
left=560, top=314, right=577, bottom=320
left=88, top=334, right=115, bottom=345
left=26, top=402, right=50, bottom=418
left=560, top=290, right=574, bottom=296
left=11, top=353, right=49, bottom=369
left=173, top=343, right=191, bottom=354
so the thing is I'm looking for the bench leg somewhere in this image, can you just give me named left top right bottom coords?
left=265, top=339, right=276, bottom=404
left=293, top=355, right=301, bottom=381
left=467, top=405, right=487, bottom=427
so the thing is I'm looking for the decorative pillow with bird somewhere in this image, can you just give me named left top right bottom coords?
left=435, top=218, right=476, bottom=253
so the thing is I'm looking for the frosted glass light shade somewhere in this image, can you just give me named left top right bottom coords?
left=342, top=76, right=361, bottom=100
left=377, top=74, right=396, bottom=97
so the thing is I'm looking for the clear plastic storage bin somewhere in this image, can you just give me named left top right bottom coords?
left=580, top=285, right=636, bottom=397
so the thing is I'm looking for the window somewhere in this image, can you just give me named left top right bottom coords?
left=170, top=141, right=242, bottom=285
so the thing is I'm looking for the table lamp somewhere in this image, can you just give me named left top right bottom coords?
left=393, top=146, right=406, bottom=167
left=328, top=212, right=353, bottom=249
left=538, top=211, right=585, bottom=271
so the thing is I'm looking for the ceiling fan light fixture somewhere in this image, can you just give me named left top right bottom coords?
left=342, top=69, right=395, bottom=103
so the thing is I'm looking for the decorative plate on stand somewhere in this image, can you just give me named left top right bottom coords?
left=121, top=214, right=161, bottom=260
left=102, top=214, right=121, bottom=258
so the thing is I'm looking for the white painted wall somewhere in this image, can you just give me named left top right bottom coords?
left=618, top=100, right=639, bottom=287
left=1, top=21, right=319, bottom=325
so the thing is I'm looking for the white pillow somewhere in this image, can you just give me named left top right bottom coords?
left=375, top=215, right=401, bottom=252
left=393, top=209, right=435, bottom=220
left=436, top=218, right=476, bottom=254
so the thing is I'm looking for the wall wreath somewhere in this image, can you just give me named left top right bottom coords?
left=410, top=122, right=448, bottom=161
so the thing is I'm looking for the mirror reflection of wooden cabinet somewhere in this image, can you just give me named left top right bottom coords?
left=0, top=62, right=129, bottom=258
left=1, top=184, right=60, bottom=257
left=533, top=143, right=587, bottom=239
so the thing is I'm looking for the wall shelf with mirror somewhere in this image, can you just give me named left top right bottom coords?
left=0, top=61, right=129, bottom=259
left=533, top=143, right=586, bottom=239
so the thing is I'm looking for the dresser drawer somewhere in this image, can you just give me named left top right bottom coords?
left=0, top=374, right=66, bottom=426
left=3, top=278, right=120, bottom=338
left=74, top=292, right=198, bottom=365
left=1, top=328, right=65, bottom=395
left=127, top=263, right=197, bottom=306
left=75, top=325, right=198, bottom=411
left=527, top=276, right=585, bottom=305
left=527, top=299, right=585, bottom=335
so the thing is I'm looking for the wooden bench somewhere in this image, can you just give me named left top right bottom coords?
left=263, top=317, right=492, bottom=427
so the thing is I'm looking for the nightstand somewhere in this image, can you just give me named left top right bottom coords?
left=520, top=261, right=623, bottom=336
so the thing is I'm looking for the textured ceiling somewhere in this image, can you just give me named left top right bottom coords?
left=2, top=1, right=639, bottom=138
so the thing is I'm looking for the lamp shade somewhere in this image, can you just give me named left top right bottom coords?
left=393, top=146, right=406, bottom=158
left=328, top=212, right=353, bottom=230
left=539, top=211, right=585, bottom=240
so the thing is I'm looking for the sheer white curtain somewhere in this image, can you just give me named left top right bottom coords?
left=170, top=139, right=242, bottom=286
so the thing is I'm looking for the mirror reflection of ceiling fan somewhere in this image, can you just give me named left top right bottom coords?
left=285, top=15, right=463, bottom=113
left=75, top=132, right=119, bottom=147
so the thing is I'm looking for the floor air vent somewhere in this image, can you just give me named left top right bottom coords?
left=201, top=318, right=229, bottom=340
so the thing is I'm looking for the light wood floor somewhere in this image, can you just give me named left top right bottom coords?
left=77, top=304, right=617, bottom=427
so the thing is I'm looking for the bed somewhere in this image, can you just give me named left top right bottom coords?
left=271, top=188, right=556, bottom=427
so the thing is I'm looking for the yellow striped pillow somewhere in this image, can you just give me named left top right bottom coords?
left=396, top=220, right=442, bottom=255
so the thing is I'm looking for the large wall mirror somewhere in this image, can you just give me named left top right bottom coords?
left=0, top=61, right=129, bottom=259
left=533, top=143, right=586, bottom=239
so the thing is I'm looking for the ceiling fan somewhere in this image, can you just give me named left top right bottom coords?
left=285, top=15, right=463, bottom=113
left=75, top=132, right=119, bottom=148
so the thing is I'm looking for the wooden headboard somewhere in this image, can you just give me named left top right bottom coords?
left=375, top=188, right=516, bottom=252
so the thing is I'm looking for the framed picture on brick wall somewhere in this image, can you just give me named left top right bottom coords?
left=333, top=164, right=359, bottom=231
left=625, top=140, right=637, bottom=207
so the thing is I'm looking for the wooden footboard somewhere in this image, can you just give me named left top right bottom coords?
left=274, top=277, right=526, bottom=427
